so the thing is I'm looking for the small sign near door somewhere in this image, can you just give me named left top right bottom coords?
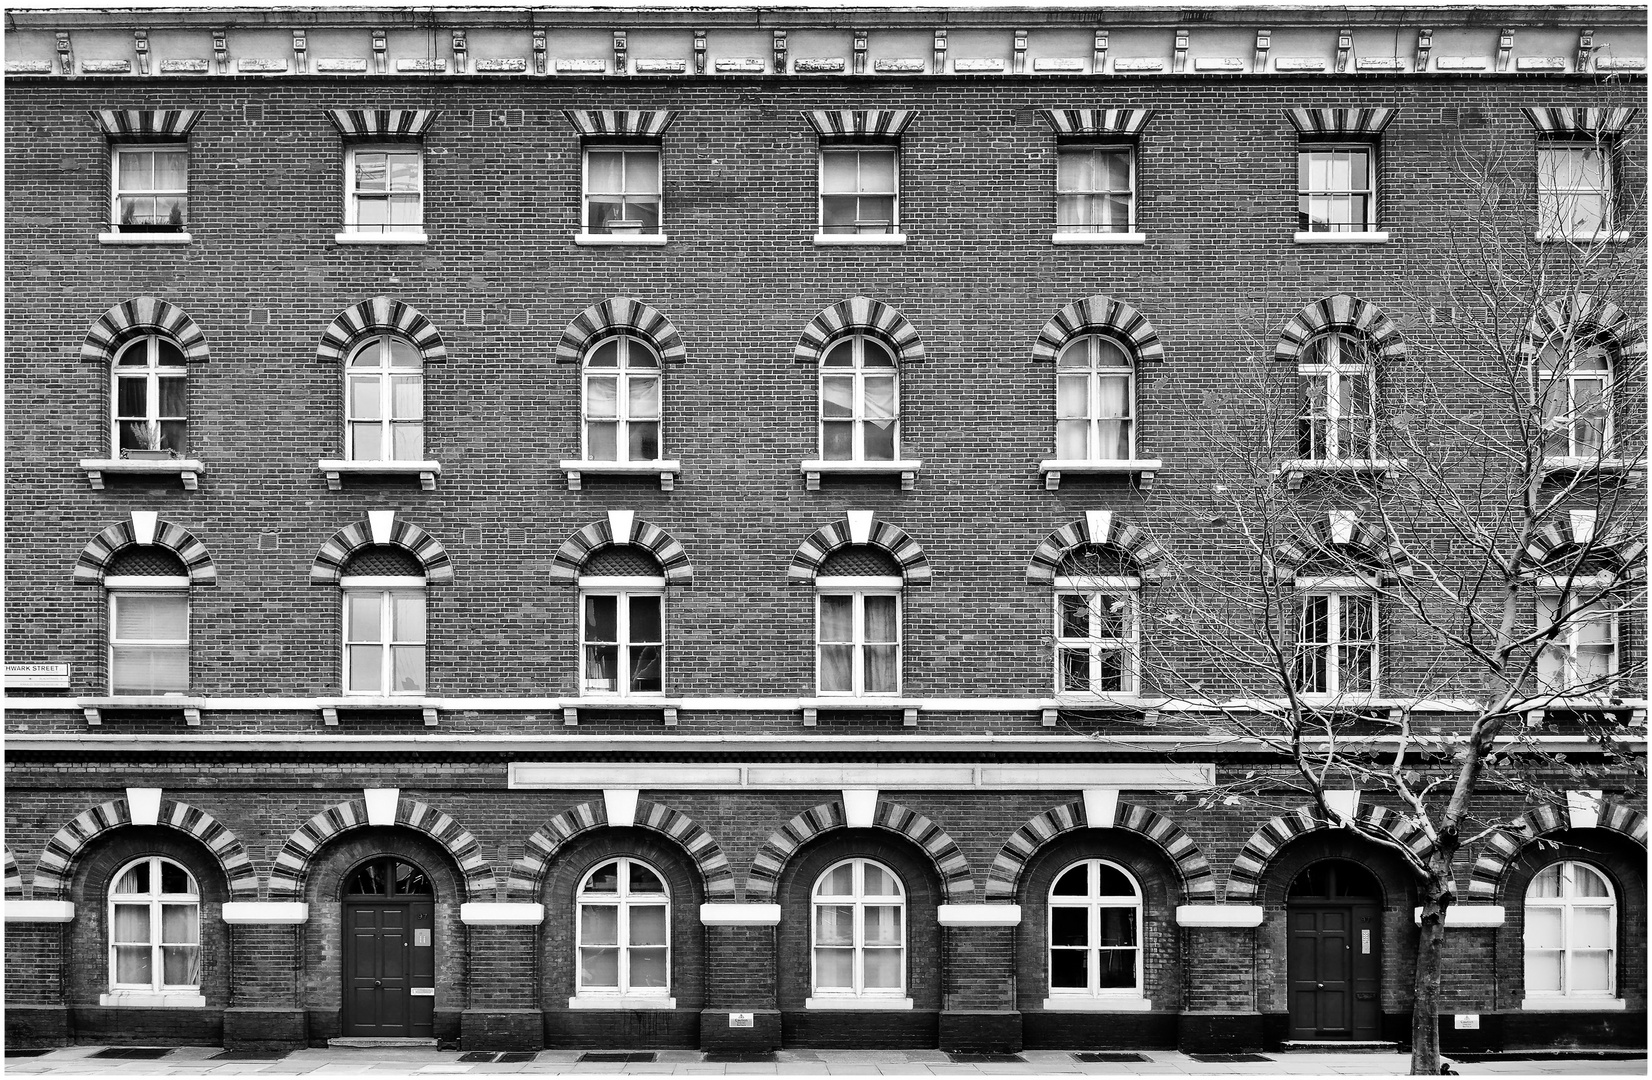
left=1455, top=1014, right=1480, bottom=1030
left=729, top=1013, right=754, bottom=1028
left=414, top=928, right=432, bottom=947
left=1361, top=929, right=1371, bottom=954
left=410, top=987, right=435, bottom=997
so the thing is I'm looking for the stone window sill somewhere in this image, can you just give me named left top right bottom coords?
left=1051, top=232, right=1146, bottom=246
left=1276, top=458, right=1405, bottom=490
left=562, top=698, right=680, bottom=728
left=81, top=457, right=205, bottom=491
left=1540, top=456, right=1643, bottom=481
left=335, top=231, right=429, bottom=245
left=79, top=696, right=202, bottom=727
left=1535, top=231, right=1632, bottom=245
left=1520, top=996, right=1626, bottom=1011
left=559, top=458, right=682, bottom=491
left=1039, top=458, right=1162, bottom=491
left=568, top=995, right=677, bottom=1010
left=318, top=459, right=441, bottom=491
left=320, top=698, right=440, bottom=727
left=814, top=233, right=907, bottom=247
left=801, top=459, right=922, bottom=491
left=99, top=232, right=192, bottom=245
left=805, top=996, right=913, bottom=1010
left=1042, top=995, right=1153, bottom=1011
left=574, top=233, right=668, bottom=247
left=802, top=697, right=918, bottom=728
left=99, top=992, right=206, bottom=1008
left=1294, top=231, right=1389, bottom=244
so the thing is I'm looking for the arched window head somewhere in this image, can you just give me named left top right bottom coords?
left=575, top=857, right=672, bottom=1005
left=1297, top=333, right=1374, bottom=461
left=1537, top=331, right=1615, bottom=459
left=344, top=856, right=433, bottom=897
left=583, top=335, right=662, bottom=463
left=1056, top=334, right=1136, bottom=462
left=820, top=334, right=899, bottom=463
left=108, top=856, right=200, bottom=999
left=1047, top=859, right=1144, bottom=1005
left=106, top=547, right=191, bottom=697
left=347, top=335, right=424, bottom=462
left=340, top=547, right=426, bottom=697
left=1524, top=861, right=1617, bottom=1003
left=113, top=335, right=188, bottom=458
left=810, top=858, right=907, bottom=1005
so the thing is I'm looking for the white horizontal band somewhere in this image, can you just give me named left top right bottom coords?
left=1176, top=905, right=1264, bottom=928
left=221, top=901, right=309, bottom=924
left=700, top=903, right=782, bottom=926
left=936, top=904, right=1021, bottom=927
left=1413, top=905, right=1505, bottom=927
left=6, top=900, right=76, bottom=922
left=568, top=995, right=677, bottom=1009
left=805, top=996, right=913, bottom=1009
left=1042, top=995, right=1153, bottom=1011
left=516, top=762, right=1215, bottom=790
left=1520, top=996, right=1627, bottom=1011
left=461, top=902, right=546, bottom=925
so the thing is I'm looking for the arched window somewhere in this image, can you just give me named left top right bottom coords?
left=1537, top=330, right=1615, bottom=459
left=346, top=334, right=424, bottom=462
left=574, top=857, right=672, bottom=1005
left=810, top=858, right=907, bottom=1005
left=113, top=335, right=188, bottom=458
left=583, top=335, right=662, bottom=463
left=106, top=547, right=191, bottom=696
left=340, top=546, right=426, bottom=696
left=1055, top=334, right=1135, bottom=462
left=1047, top=859, right=1143, bottom=1005
left=108, top=856, right=200, bottom=1000
left=579, top=546, right=666, bottom=697
left=1297, top=333, right=1373, bottom=461
left=820, top=335, right=899, bottom=463
left=344, top=856, right=434, bottom=896
left=1053, top=545, right=1139, bottom=695
left=816, top=546, right=902, bottom=697
left=1524, top=861, right=1618, bottom=1004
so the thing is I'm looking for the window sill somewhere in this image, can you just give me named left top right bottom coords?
left=98, top=232, right=193, bottom=246
left=320, top=698, right=440, bottom=727
left=1540, top=456, right=1644, bottom=482
left=814, top=233, right=908, bottom=247
left=1535, top=231, right=1632, bottom=245
left=1043, top=696, right=1153, bottom=725
left=1275, top=458, right=1406, bottom=490
left=559, top=458, right=682, bottom=492
left=562, top=699, right=681, bottom=728
left=1041, top=995, right=1153, bottom=1012
left=334, top=231, right=429, bottom=245
left=81, top=457, right=205, bottom=491
left=99, top=992, right=206, bottom=1008
left=805, top=996, right=913, bottom=1010
left=573, top=233, right=668, bottom=247
left=567, top=996, right=677, bottom=1010
left=801, top=697, right=919, bottom=728
left=318, top=459, right=442, bottom=491
left=1051, top=232, right=1146, bottom=246
left=1520, top=997, right=1626, bottom=1012
left=78, top=696, right=203, bottom=727
left=1293, top=231, right=1389, bottom=244
left=1039, top=458, right=1162, bottom=491
left=800, top=459, right=922, bottom=491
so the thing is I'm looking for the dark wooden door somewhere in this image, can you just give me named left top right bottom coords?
left=344, top=903, right=419, bottom=1036
left=1288, top=904, right=1381, bottom=1039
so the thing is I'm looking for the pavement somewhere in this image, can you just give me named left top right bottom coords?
left=2, top=1046, right=1645, bottom=1080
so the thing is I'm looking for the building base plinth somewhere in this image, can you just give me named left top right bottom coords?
left=699, top=1009, right=781, bottom=1052
left=1178, top=1011, right=1265, bottom=1054
left=460, top=1009, right=543, bottom=1051
left=545, top=1008, right=699, bottom=1049
left=939, top=1010, right=1022, bottom=1053
left=222, top=1007, right=307, bottom=1051
left=71, top=1005, right=223, bottom=1046
left=4, top=1005, right=69, bottom=1048
left=1023, top=1009, right=1177, bottom=1049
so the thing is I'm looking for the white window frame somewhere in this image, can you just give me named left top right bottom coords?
left=105, top=856, right=204, bottom=1008
left=1297, top=334, right=1375, bottom=461
left=571, top=856, right=675, bottom=1009
left=582, top=336, right=664, bottom=464
left=1045, top=858, right=1149, bottom=1010
left=341, top=578, right=427, bottom=697
left=818, top=334, right=901, bottom=464
left=1053, top=576, right=1139, bottom=696
left=815, top=580, right=903, bottom=698
left=1537, top=332, right=1615, bottom=459
left=108, top=580, right=191, bottom=697
left=1522, top=861, right=1620, bottom=1009
left=1537, top=141, right=1614, bottom=240
left=1297, top=142, right=1378, bottom=233
left=1054, top=334, right=1137, bottom=462
left=1056, top=144, right=1136, bottom=234
left=345, top=334, right=425, bottom=463
left=1536, top=586, right=1620, bottom=697
left=581, top=144, right=663, bottom=236
left=1295, top=583, right=1378, bottom=697
left=111, top=335, right=189, bottom=458
left=342, top=144, right=425, bottom=236
left=818, top=145, right=900, bottom=237
left=578, top=578, right=667, bottom=698
left=808, top=857, right=911, bottom=1009
left=110, top=143, right=189, bottom=233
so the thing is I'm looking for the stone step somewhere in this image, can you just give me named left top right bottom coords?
left=328, top=1037, right=439, bottom=1049
left=1279, top=1041, right=1402, bottom=1053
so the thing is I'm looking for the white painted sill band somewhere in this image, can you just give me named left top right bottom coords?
left=1293, top=231, right=1390, bottom=244
left=574, top=233, right=668, bottom=246
left=335, top=232, right=429, bottom=245
left=99, top=232, right=192, bottom=245
left=99, top=992, right=207, bottom=1008
left=1051, top=232, right=1146, bottom=245
left=1041, top=995, right=1153, bottom=1012
left=804, top=996, right=914, bottom=1010
left=813, top=233, right=907, bottom=246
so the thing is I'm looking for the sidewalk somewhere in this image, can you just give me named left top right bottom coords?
left=3, top=1046, right=1645, bottom=1079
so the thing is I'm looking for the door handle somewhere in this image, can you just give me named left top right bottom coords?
left=375, top=980, right=382, bottom=988
left=1316, top=983, right=1324, bottom=989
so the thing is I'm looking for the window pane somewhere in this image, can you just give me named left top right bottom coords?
left=820, top=864, right=854, bottom=896
left=626, top=151, right=661, bottom=194
left=355, top=153, right=387, bottom=191
left=581, top=947, right=620, bottom=987
left=820, top=645, right=853, bottom=692
left=390, top=592, right=424, bottom=641
left=860, top=151, right=896, bottom=192
left=1529, top=866, right=1562, bottom=899
left=628, top=422, right=660, bottom=461
left=115, top=945, right=153, bottom=985
left=391, top=646, right=424, bottom=692
left=1059, top=648, right=1091, bottom=692
left=588, top=339, right=620, bottom=368
left=387, top=154, right=420, bottom=190
left=588, top=377, right=618, bottom=418
left=1058, top=595, right=1091, bottom=639
left=1572, top=906, right=1613, bottom=948
left=158, top=377, right=187, bottom=419
left=821, top=376, right=854, bottom=418
left=588, top=422, right=618, bottom=461
left=1094, top=863, right=1134, bottom=897
left=112, top=644, right=189, bottom=695
left=581, top=905, right=619, bottom=946
left=1053, top=865, right=1088, bottom=896
left=863, top=948, right=902, bottom=988
left=1050, top=948, right=1087, bottom=989
left=863, top=864, right=899, bottom=896
left=864, top=377, right=895, bottom=419
left=115, top=594, right=188, bottom=640
left=391, top=423, right=423, bottom=460
left=863, top=419, right=897, bottom=461
left=1096, top=948, right=1136, bottom=988
left=586, top=863, right=620, bottom=893
left=162, top=945, right=200, bottom=987
left=346, top=593, right=382, bottom=642
left=630, top=645, right=663, bottom=694
left=1097, top=908, right=1137, bottom=948
left=820, top=596, right=853, bottom=641
left=1572, top=865, right=1611, bottom=898
left=113, top=904, right=152, bottom=943
left=821, top=196, right=859, bottom=231
left=587, top=151, right=624, bottom=193
left=1056, top=420, right=1089, bottom=460
left=1057, top=150, right=1096, bottom=192
left=1102, top=150, right=1131, bottom=190
left=1570, top=950, right=1612, bottom=992
left=865, top=645, right=899, bottom=693
left=628, top=376, right=660, bottom=418
left=629, top=906, right=668, bottom=946
left=116, top=863, right=150, bottom=894
left=585, top=645, right=619, bottom=693
left=815, top=947, right=853, bottom=988
left=629, top=595, right=663, bottom=643
left=161, top=904, right=198, bottom=943
left=119, top=151, right=154, bottom=189
left=116, top=377, right=148, bottom=420
left=347, top=645, right=382, bottom=692
left=865, top=596, right=898, bottom=642
left=1057, top=375, right=1088, bottom=421
left=1525, top=905, right=1563, bottom=946
left=585, top=595, right=618, bottom=642
left=351, top=422, right=384, bottom=459
left=630, top=947, right=669, bottom=989
left=815, top=905, right=854, bottom=945
left=1051, top=907, right=1087, bottom=947
left=821, top=152, right=858, bottom=194
left=390, top=376, right=422, bottom=420
left=349, top=376, right=383, bottom=420
left=629, top=864, right=666, bottom=893
left=1525, top=948, right=1562, bottom=992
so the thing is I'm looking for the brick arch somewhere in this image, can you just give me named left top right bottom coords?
left=506, top=799, right=734, bottom=900
left=315, top=296, right=446, bottom=366
left=547, top=516, right=693, bottom=585
left=1268, top=512, right=1414, bottom=582
left=72, top=519, right=217, bottom=586
left=1025, top=513, right=1170, bottom=583
left=554, top=297, right=687, bottom=366
left=1523, top=515, right=1645, bottom=572
left=79, top=296, right=210, bottom=365
left=1226, top=804, right=1433, bottom=903
left=793, top=296, right=925, bottom=366
left=267, top=797, right=493, bottom=900
left=30, top=798, right=258, bottom=901
left=1519, top=291, right=1646, bottom=365
left=986, top=800, right=1215, bottom=899
left=4, top=846, right=23, bottom=899
left=1029, top=294, right=1164, bottom=364
left=787, top=515, right=932, bottom=585
left=745, top=800, right=973, bottom=901
left=1273, top=293, right=1406, bottom=364
left=1468, top=797, right=1647, bottom=899
left=309, top=518, right=454, bottom=585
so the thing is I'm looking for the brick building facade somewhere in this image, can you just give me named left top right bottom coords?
left=4, top=2, right=1646, bottom=1057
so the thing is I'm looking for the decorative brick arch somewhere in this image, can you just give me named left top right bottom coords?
left=315, top=296, right=447, bottom=366
left=267, top=797, right=493, bottom=900
left=79, top=296, right=210, bottom=365
left=1268, top=511, right=1414, bottom=582
left=1518, top=291, right=1645, bottom=364
left=745, top=800, right=974, bottom=901
left=788, top=515, right=932, bottom=584
left=1025, top=512, right=1170, bottom=583
left=73, top=518, right=217, bottom=586
left=1273, top=294, right=1406, bottom=363
left=31, top=797, right=258, bottom=901
left=1030, top=294, right=1164, bottom=364
left=986, top=800, right=1215, bottom=899
left=794, top=296, right=925, bottom=366
left=1226, top=804, right=1433, bottom=903
left=310, top=517, right=454, bottom=585
left=1523, top=514, right=1645, bottom=572
left=1468, top=797, right=1647, bottom=899
left=547, top=515, right=693, bottom=585
left=4, top=846, right=23, bottom=899
left=506, top=799, right=735, bottom=900
left=554, top=297, right=687, bottom=366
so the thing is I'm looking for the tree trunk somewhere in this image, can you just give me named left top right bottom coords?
left=1411, top=905, right=1446, bottom=1075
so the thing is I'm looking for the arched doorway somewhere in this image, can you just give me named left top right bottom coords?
left=342, top=856, right=436, bottom=1038
left=1287, top=859, right=1383, bottom=1040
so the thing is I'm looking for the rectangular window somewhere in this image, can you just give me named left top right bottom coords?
left=584, top=147, right=662, bottom=234
left=1297, top=335, right=1373, bottom=460
left=344, top=588, right=426, bottom=695
left=112, top=145, right=189, bottom=232
left=1537, top=593, right=1618, bottom=694
left=345, top=147, right=423, bottom=234
left=109, top=592, right=189, bottom=695
left=582, top=591, right=664, bottom=696
left=1297, top=593, right=1376, bottom=695
left=818, top=591, right=901, bottom=696
left=1057, top=146, right=1134, bottom=234
left=1297, top=145, right=1376, bottom=233
left=821, top=148, right=898, bottom=235
left=1054, top=588, right=1137, bottom=694
left=1538, top=144, right=1612, bottom=237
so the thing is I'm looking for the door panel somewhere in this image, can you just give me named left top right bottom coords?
left=343, top=904, right=413, bottom=1037
left=1288, top=905, right=1360, bottom=1039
